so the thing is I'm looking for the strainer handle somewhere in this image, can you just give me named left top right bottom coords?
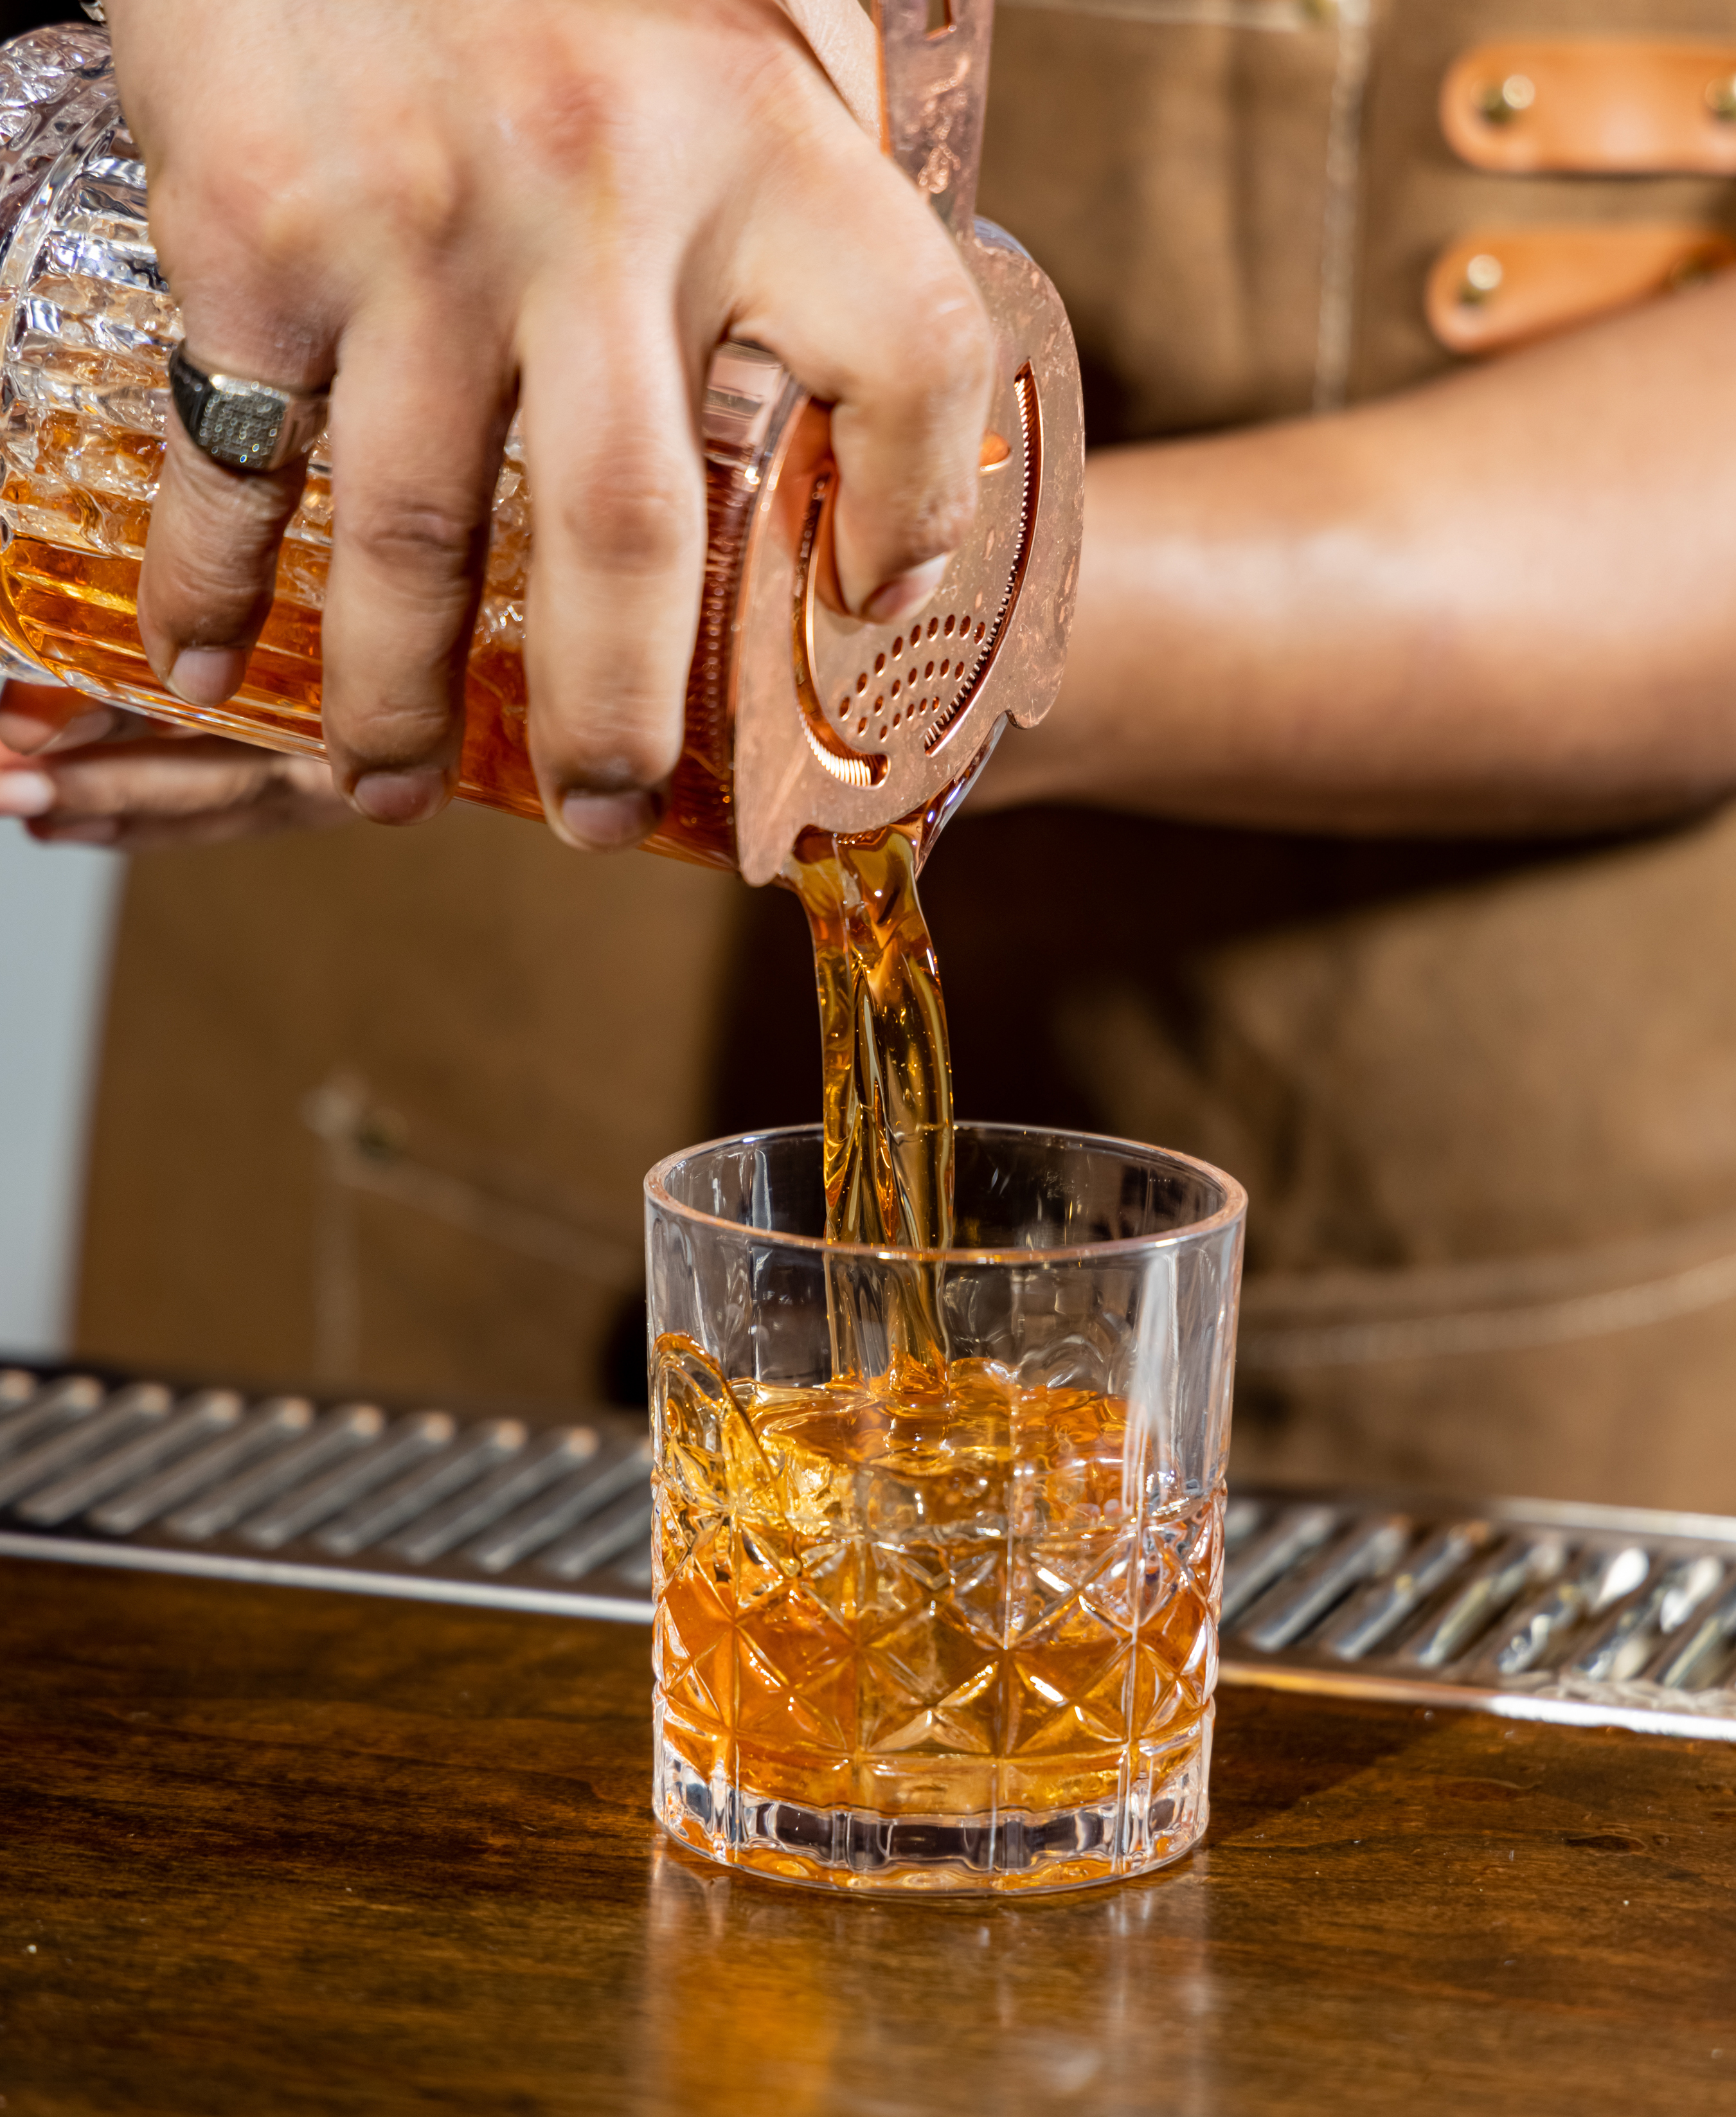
left=873, top=0, right=994, bottom=239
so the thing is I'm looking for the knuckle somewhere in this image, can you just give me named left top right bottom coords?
left=512, top=62, right=616, bottom=184
left=152, top=540, right=273, bottom=628
left=592, top=720, right=682, bottom=788
left=147, top=512, right=287, bottom=636
left=156, top=174, right=315, bottom=312
left=559, top=454, right=698, bottom=578
left=323, top=692, right=459, bottom=764
left=352, top=123, right=470, bottom=251
left=921, top=471, right=983, bottom=556
left=249, top=188, right=328, bottom=278
left=532, top=691, right=683, bottom=792
left=917, top=292, right=996, bottom=401
left=550, top=734, right=679, bottom=795
left=870, top=255, right=992, bottom=411
left=899, top=512, right=969, bottom=576
left=342, top=488, right=486, bottom=602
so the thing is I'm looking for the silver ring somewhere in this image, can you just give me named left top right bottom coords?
left=168, top=343, right=329, bottom=474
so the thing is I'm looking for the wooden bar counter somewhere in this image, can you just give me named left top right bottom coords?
left=4, top=1555, right=1734, bottom=2114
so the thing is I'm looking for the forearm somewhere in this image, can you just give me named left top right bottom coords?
left=984, top=272, right=1736, bottom=836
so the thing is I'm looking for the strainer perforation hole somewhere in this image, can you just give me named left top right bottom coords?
left=828, top=601, right=992, bottom=754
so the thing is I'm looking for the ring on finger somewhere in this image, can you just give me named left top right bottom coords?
left=168, top=344, right=329, bottom=474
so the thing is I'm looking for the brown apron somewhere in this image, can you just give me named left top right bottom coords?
left=82, top=0, right=1736, bottom=1510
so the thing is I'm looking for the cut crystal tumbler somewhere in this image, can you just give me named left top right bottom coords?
left=645, top=1123, right=1246, bottom=1893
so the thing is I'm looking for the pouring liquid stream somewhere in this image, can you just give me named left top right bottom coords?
left=787, top=817, right=955, bottom=1386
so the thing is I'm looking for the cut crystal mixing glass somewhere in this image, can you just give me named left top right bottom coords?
left=0, top=7, right=1082, bottom=882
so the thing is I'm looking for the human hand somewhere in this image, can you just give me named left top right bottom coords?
left=0, top=680, right=349, bottom=850
left=107, top=0, right=994, bottom=852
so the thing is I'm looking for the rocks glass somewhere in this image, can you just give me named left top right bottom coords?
left=646, top=1122, right=1246, bottom=1894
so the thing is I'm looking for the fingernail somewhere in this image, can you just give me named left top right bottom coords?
left=0, top=768, right=55, bottom=817
left=864, top=555, right=951, bottom=627
left=559, top=788, right=659, bottom=853
left=40, top=709, right=120, bottom=754
left=32, top=816, right=118, bottom=846
left=350, top=766, right=449, bottom=826
left=168, top=646, right=247, bottom=708
left=0, top=707, right=80, bottom=756
left=0, top=711, right=52, bottom=755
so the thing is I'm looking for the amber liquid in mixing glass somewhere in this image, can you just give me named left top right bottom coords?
left=652, top=825, right=1222, bottom=1888
left=0, top=427, right=751, bottom=867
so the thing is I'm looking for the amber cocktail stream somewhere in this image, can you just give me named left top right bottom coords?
left=645, top=1123, right=1246, bottom=1894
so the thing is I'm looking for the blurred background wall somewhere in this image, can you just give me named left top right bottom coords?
left=0, top=826, right=122, bottom=1357
left=69, top=803, right=743, bottom=1415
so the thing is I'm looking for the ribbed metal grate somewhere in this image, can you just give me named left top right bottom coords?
left=1220, top=1490, right=1736, bottom=1740
left=6, top=1358, right=1736, bottom=1742
left=0, top=1361, right=654, bottom=1620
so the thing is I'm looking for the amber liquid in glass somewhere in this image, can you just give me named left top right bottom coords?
left=655, top=1341, right=1221, bottom=1884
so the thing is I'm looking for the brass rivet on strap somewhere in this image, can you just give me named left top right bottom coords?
left=1705, top=74, right=1736, bottom=121
left=1477, top=73, right=1535, bottom=124
left=1458, top=253, right=1505, bottom=305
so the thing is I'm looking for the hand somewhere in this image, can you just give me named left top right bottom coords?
left=0, top=681, right=350, bottom=849
left=108, top=0, right=993, bottom=851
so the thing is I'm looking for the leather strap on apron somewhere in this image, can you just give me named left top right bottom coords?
left=1426, top=223, right=1735, bottom=354
left=1443, top=38, right=1736, bottom=174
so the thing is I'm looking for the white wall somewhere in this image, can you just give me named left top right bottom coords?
left=0, top=823, right=123, bottom=1356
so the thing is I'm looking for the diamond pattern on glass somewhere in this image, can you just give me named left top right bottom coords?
left=650, top=1334, right=1223, bottom=1887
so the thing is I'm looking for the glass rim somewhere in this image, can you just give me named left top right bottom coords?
left=643, top=1119, right=1248, bottom=1265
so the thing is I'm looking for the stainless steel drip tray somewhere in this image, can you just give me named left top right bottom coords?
left=7, top=1357, right=1736, bottom=1742
left=1221, top=1486, right=1736, bottom=1742
left=0, top=1357, right=657, bottom=1623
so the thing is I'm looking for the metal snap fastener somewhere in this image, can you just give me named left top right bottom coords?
left=1477, top=73, right=1535, bottom=123
left=1458, top=253, right=1504, bottom=305
left=1706, top=73, right=1736, bottom=121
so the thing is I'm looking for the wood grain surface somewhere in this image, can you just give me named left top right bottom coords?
left=3, top=1555, right=1734, bottom=2115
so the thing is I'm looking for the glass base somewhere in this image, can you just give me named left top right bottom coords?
left=652, top=1708, right=1212, bottom=1895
